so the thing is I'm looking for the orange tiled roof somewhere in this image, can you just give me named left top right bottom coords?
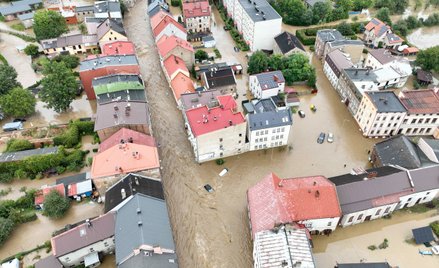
left=153, top=16, right=186, bottom=38
left=399, top=89, right=439, bottom=114
left=34, top=184, right=66, bottom=205
left=157, top=35, right=194, bottom=58
left=99, top=128, right=156, bottom=152
left=170, top=72, right=195, bottom=101
left=91, top=142, right=160, bottom=179
left=163, top=55, right=188, bottom=79
left=150, top=10, right=172, bottom=29
left=182, top=1, right=211, bottom=19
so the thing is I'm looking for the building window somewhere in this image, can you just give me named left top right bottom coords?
left=254, top=146, right=257, bottom=150
left=90, top=247, right=94, bottom=252
left=384, top=207, right=390, bottom=214
left=256, top=132, right=259, bottom=136
left=375, top=209, right=381, bottom=216
left=219, top=138, right=223, bottom=142
left=327, top=221, right=332, bottom=226
left=239, top=133, right=242, bottom=137
left=357, top=214, right=363, bottom=220
left=220, top=152, right=223, bottom=156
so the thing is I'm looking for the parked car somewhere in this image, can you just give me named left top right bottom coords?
left=13, top=118, right=27, bottom=122
left=317, top=132, right=325, bottom=144
left=219, top=168, right=229, bottom=177
left=204, top=184, right=214, bottom=193
left=3, top=122, right=23, bottom=132
left=327, top=132, right=334, bottom=143
left=310, top=104, right=317, bottom=112
left=298, top=110, right=305, bottom=118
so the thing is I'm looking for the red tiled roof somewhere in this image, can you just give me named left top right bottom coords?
left=91, top=142, right=160, bottom=179
left=101, top=41, right=136, bottom=56
left=170, top=72, right=195, bottom=101
left=163, top=55, right=189, bottom=79
left=185, top=95, right=245, bottom=137
left=217, top=95, right=237, bottom=110
left=153, top=16, right=186, bottom=38
left=157, top=35, right=194, bottom=58
left=365, top=18, right=388, bottom=36
left=399, top=89, right=439, bottom=114
left=34, top=184, right=66, bottom=205
left=99, top=128, right=156, bottom=152
left=150, top=10, right=172, bottom=29
left=403, top=47, right=419, bottom=53
left=182, top=1, right=211, bottom=19
left=247, top=173, right=341, bottom=237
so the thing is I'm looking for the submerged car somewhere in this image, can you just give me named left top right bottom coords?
left=298, top=110, right=305, bottom=118
left=317, top=132, right=325, bottom=144
left=327, top=132, right=334, bottom=143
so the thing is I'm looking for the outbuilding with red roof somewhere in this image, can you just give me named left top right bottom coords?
left=184, top=95, right=247, bottom=162
left=247, top=173, right=341, bottom=237
left=34, top=184, right=66, bottom=208
left=156, top=35, right=194, bottom=68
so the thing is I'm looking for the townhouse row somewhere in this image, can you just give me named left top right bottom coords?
left=247, top=164, right=439, bottom=267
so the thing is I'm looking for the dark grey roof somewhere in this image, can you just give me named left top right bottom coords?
left=337, top=263, right=391, bottom=268
left=94, top=0, right=121, bottom=14
left=80, top=55, right=139, bottom=71
left=343, top=68, right=378, bottom=82
left=329, top=166, right=403, bottom=186
left=202, top=36, right=214, bottom=42
left=373, top=135, right=421, bottom=169
left=421, top=138, right=439, bottom=159
left=305, top=0, right=326, bottom=7
left=332, top=168, right=412, bottom=214
left=247, top=98, right=292, bottom=131
left=0, top=147, right=58, bottom=163
left=41, top=34, right=98, bottom=49
left=412, top=226, right=434, bottom=244
left=409, top=165, right=439, bottom=193
left=274, top=32, right=305, bottom=54
left=56, top=173, right=89, bottom=187
left=326, top=49, right=353, bottom=76
left=203, top=67, right=236, bottom=89
left=368, top=49, right=395, bottom=65
left=18, top=0, right=42, bottom=5
left=238, top=0, right=281, bottom=22
left=147, top=0, right=168, bottom=15
left=254, top=71, right=285, bottom=90
left=97, top=90, right=146, bottom=104
left=0, top=4, right=31, bottom=16
left=180, top=90, right=222, bottom=111
left=119, top=251, right=178, bottom=268
left=94, top=100, right=150, bottom=131
left=316, top=29, right=344, bottom=43
left=328, top=39, right=364, bottom=48
left=105, top=173, right=164, bottom=212
left=75, top=5, right=94, bottom=12
left=417, top=69, right=433, bottom=83
left=17, top=11, right=34, bottom=20
left=97, top=18, right=126, bottom=39
left=365, top=91, right=406, bottom=113
left=92, top=74, right=142, bottom=87
left=114, top=193, right=177, bottom=266
left=34, top=255, right=63, bottom=268
left=196, top=62, right=228, bottom=77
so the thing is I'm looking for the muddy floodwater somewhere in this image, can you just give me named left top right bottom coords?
left=124, top=1, right=378, bottom=267
left=407, top=26, right=439, bottom=49
left=314, top=210, right=439, bottom=267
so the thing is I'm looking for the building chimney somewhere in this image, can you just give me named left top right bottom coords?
left=121, top=188, right=126, bottom=199
left=85, top=219, right=92, bottom=227
left=228, top=120, right=233, bottom=126
left=315, top=190, right=320, bottom=198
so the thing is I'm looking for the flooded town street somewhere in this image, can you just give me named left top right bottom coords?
left=124, top=1, right=379, bottom=267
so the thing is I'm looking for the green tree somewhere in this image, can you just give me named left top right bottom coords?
left=336, top=0, right=353, bottom=11
left=392, top=20, right=408, bottom=36
left=24, top=44, right=39, bottom=58
left=337, top=21, right=354, bottom=36
left=5, top=139, right=34, bottom=152
left=375, top=0, right=408, bottom=14
left=405, top=16, right=421, bottom=29
left=376, top=7, right=392, bottom=26
left=0, top=87, right=36, bottom=117
left=0, top=65, right=21, bottom=95
left=78, top=23, right=87, bottom=34
left=53, top=55, right=80, bottom=69
left=40, top=61, right=77, bottom=113
left=272, top=0, right=308, bottom=26
left=416, top=46, right=439, bottom=72
left=195, top=50, right=209, bottom=61
left=331, top=7, right=349, bottom=21
left=0, top=217, right=14, bottom=245
left=248, top=51, right=270, bottom=74
left=352, top=0, right=373, bottom=10
left=33, top=10, right=68, bottom=41
left=42, top=190, right=70, bottom=219
left=312, top=1, right=332, bottom=24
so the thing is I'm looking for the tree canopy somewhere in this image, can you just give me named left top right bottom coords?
left=374, top=0, right=409, bottom=14
left=195, top=50, right=209, bottom=61
left=24, top=44, right=39, bottom=58
left=40, top=61, right=78, bottom=113
left=0, top=217, right=14, bottom=245
left=0, top=87, right=36, bottom=117
left=33, top=10, right=68, bottom=40
left=337, top=21, right=355, bottom=36
left=0, top=65, right=21, bottom=95
left=5, top=139, right=34, bottom=152
left=376, top=7, right=392, bottom=26
left=43, top=190, right=70, bottom=219
left=352, top=0, right=373, bottom=10
left=416, top=46, right=439, bottom=72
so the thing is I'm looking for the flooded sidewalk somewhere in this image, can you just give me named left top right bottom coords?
left=314, top=210, right=439, bottom=267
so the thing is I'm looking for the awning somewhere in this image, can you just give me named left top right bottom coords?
left=84, top=252, right=100, bottom=267
left=412, top=226, right=435, bottom=244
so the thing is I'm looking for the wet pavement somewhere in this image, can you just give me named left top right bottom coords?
left=314, top=210, right=439, bottom=267
left=124, top=1, right=378, bottom=267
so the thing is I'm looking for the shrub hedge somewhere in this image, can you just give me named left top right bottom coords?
left=296, top=22, right=364, bottom=46
left=5, top=139, right=34, bottom=152
left=53, top=120, right=95, bottom=148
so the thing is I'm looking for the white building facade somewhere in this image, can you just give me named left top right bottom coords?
left=249, top=71, right=285, bottom=99
left=340, top=203, right=398, bottom=227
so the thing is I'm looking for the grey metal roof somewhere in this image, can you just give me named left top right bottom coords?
left=326, top=49, right=353, bottom=75
left=366, top=91, right=406, bottom=113
left=75, top=5, right=94, bottom=12
left=254, top=70, right=285, bottom=90
left=409, top=165, right=439, bottom=193
left=93, top=74, right=143, bottom=87
left=19, top=0, right=42, bottom=6
left=334, top=168, right=412, bottom=214
left=247, top=98, right=292, bottom=131
left=17, top=11, right=34, bottom=21
left=56, top=173, right=89, bottom=187
left=373, top=135, right=421, bottom=169
left=343, top=68, right=378, bottom=82
left=0, top=4, right=31, bottom=16
left=80, top=55, right=139, bottom=71
left=34, top=255, right=63, bottom=268
left=180, top=89, right=222, bottom=111
left=0, top=147, right=58, bottom=163
left=105, top=173, right=164, bottom=212
left=94, top=0, right=121, bottom=13
left=97, top=18, right=126, bottom=39
left=328, top=39, right=364, bottom=48
left=114, top=193, right=177, bottom=266
left=274, top=31, right=305, bottom=54
left=421, top=138, right=439, bottom=159
left=40, top=34, right=98, bottom=49
left=238, top=0, right=281, bottom=22
left=329, top=166, right=402, bottom=186
left=94, top=100, right=150, bottom=131
left=203, top=67, right=236, bottom=89
left=368, top=49, right=395, bottom=65
left=202, top=35, right=214, bottom=42
left=316, top=29, right=344, bottom=43
left=97, top=89, right=146, bottom=104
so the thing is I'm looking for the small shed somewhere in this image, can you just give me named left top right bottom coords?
left=417, top=69, right=433, bottom=85
left=402, top=47, right=419, bottom=56
left=17, top=11, right=34, bottom=28
left=412, top=226, right=435, bottom=245
left=202, top=36, right=216, bottom=48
